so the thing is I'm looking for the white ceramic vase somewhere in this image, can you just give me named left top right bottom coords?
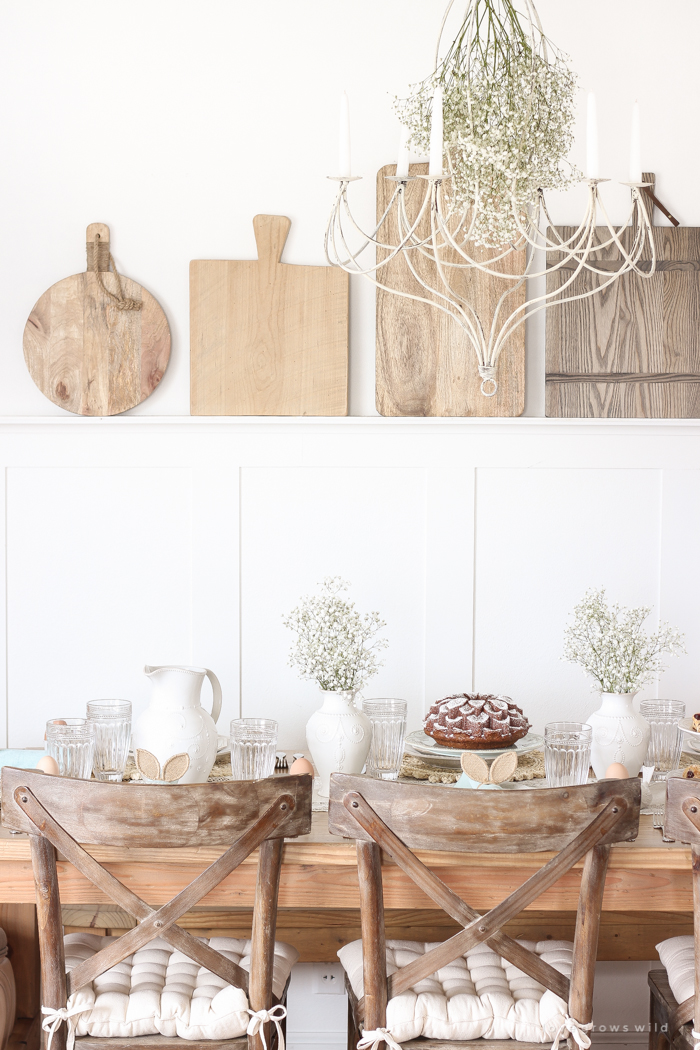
left=588, top=691, right=650, bottom=779
left=306, top=689, right=372, bottom=798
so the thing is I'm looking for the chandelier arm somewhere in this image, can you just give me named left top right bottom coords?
left=400, top=237, right=486, bottom=355
left=426, top=191, right=487, bottom=357
left=327, top=185, right=439, bottom=275
left=489, top=216, right=650, bottom=363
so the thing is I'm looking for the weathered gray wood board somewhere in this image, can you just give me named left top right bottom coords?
left=375, top=163, right=525, bottom=417
left=546, top=175, right=700, bottom=418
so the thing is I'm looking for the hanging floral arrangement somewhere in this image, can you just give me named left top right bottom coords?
left=395, top=0, right=579, bottom=247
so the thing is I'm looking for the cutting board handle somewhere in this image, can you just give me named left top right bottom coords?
left=86, top=222, right=110, bottom=272
left=253, top=214, right=291, bottom=267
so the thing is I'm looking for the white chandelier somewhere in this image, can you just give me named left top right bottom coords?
left=324, top=1, right=657, bottom=398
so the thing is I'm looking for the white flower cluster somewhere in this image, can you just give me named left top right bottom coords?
left=283, top=577, right=388, bottom=693
left=395, top=0, right=579, bottom=247
left=563, top=588, right=686, bottom=694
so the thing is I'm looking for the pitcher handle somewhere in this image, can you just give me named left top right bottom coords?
left=204, top=669, right=222, bottom=725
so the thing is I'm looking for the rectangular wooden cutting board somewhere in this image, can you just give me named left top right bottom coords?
left=546, top=174, right=700, bottom=417
left=190, top=214, right=348, bottom=416
left=375, top=163, right=526, bottom=417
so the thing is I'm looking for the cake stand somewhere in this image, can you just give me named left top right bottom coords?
left=404, top=729, right=544, bottom=769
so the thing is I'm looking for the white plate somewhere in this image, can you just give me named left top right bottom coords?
left=679, top=718, right=700, bottom=752
left=404, top=730, right=544, bottom=768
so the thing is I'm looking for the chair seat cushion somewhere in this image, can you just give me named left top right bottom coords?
left=338, top=938, right=573, bottom=1044
left=64, top=932, right=298, bottom=1041
left=656, top=936, right=695, bottom=1006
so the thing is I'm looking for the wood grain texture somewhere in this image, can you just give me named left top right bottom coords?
left=190, top=214, right=348, bottom=416
left=249, top=839, right=283, bottom=1050
left=1, top=768, right=312, bottom=846
left=23, top=225, right=170, bottom=416
left=329, top=774, right=641, bottom=852
left=375, top=164, right=525, bottom=417
left=74, top=1039, right=247, bottom=1050
left=546, top=173, right=700, bottom=418
left=29, top=837, right=66, bottom=1050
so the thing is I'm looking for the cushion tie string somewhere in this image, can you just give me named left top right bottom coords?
left=357, top=1028, right=404, bottom=1050
left=550, top=1015, right=594, bottom=1050
left=246, top=1005, right=287, bottom=1050
left=41, top=1004, right=88, bottom=1050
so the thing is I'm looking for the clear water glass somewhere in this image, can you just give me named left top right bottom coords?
left=640, top=699, right=685, bottom=777
left=363, top=698, right=407, bottom=780
left=46, top=718, right=95, bottom=779
left=230, top=718, right=278, bottom=780
left=86, top=699, right=132, bottom=782
left=544, top=722, right=592, bottom=787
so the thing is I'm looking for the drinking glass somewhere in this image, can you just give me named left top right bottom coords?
left=640, top=700, right=685, bottom=778
left=46, top=718, right=95, bottom=779
left=544, top=722, right=592, bottom=787
left=363, top=698, right=408, bottom=780
left=230, top=719, right=278, bottom=780
left=86, top=699, right=132, bottom=782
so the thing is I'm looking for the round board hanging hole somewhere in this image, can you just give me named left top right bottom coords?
left=23, top=223, right=171, bottom=416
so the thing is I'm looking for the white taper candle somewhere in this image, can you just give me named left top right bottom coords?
left=629, top=102, right=642, bottom=183
left=396, top=124, right=410, bottom=178
left=586, top=92, right=599, bottom=179
left=429, top=86, right=444, bottom=176
left=339, top=91, right=351, bottom=177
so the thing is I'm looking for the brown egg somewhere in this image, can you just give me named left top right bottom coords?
left=605, top=762, right=629, bottom=779
left=289, top=757, right=314, bottom=776
left=36, top=755, right=60, bottom=775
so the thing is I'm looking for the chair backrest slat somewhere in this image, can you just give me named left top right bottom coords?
left=329, top=773, right=640, bottom=852
left=1, top=767, right=311, bottom=845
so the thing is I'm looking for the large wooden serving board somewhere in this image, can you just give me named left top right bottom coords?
left=546, top=174, right=700, bottom=417
left=23, top=223, right=171, bottom=416
left=375, top=163, right=526, bottom=417
left=190, top=214, right=348, bottom=416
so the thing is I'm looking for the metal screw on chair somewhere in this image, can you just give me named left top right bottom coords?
left=21, top=796, right=28, bottom=803
left=352, top=801, right=359, bottom=808
left=562, top=792, right=569, bottom=799
left=692, top=806, right=698, bottom=814
left=613, top=807, right=619, bottom=813
left=154, top=920, right=163, bottom=928
left=280, top=803, right=287, bottom=810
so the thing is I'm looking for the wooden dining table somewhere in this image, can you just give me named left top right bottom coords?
left=0, top=812, right=693, bottom=1048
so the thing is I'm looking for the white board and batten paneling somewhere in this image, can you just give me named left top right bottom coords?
left=2, top=417, right=700, bottom=751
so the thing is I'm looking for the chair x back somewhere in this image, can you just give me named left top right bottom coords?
left=648, top=776, right=700, bottom=1050
left=328, top=773, right=641, bottom=1050
left=1, top=767, right=313, bottom=1050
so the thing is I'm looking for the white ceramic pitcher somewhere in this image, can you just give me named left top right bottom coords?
left=133, top=665, right=222, bottom=784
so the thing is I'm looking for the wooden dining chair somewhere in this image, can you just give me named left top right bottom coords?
left=328, top=772, right=641, bottom=1050
left=0, top=767, right=312, bottom=1050
left=648, top=775, right=700, bottom=1050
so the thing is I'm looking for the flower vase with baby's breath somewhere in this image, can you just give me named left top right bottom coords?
left=563, top=589, right=685, bottom=778
left=283, top=578, right=388, bottom=798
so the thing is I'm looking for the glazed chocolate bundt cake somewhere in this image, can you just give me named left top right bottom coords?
left=424, top=693, right=530, bottom=749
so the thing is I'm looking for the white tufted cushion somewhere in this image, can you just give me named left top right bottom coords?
left=338, top=938, right=574, bottom=1044
left=656, top=936, right=695, bottom=1006
left=64, top=932, right=298, bottom=1041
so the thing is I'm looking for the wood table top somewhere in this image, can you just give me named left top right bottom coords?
left=0, top=812, right=687, bottom=868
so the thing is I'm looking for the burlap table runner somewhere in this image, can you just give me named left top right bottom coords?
left=400, top=749, right=545, bottom=785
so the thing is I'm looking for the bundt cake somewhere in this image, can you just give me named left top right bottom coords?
left=424, top=693, right=530, bottom=749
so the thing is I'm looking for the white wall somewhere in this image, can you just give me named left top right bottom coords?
left=4, top=416, right=700, bottom=749
left=0, top=0, right=698, bottom=418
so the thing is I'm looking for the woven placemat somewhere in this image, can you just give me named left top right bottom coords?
left=400, top=749, right=545, bottom=785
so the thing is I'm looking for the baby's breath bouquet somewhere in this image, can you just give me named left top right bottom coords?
left=563, top=588, right=685, bottom=694
left=283, top=578, right=388, bottom=693
left=395, top=0, right=578, bottom=247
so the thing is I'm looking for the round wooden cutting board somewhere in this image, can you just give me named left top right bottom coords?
left=23, top=223, right=171, bottom=415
